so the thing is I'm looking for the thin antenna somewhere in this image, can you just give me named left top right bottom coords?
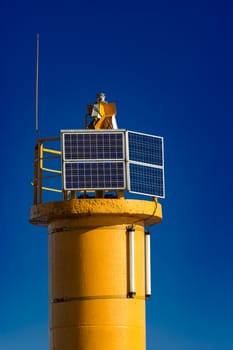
left=35, top=33, right=39, bottom=142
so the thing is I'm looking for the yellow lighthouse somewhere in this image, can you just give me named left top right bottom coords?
left=30, top=93, right=164, bottom=350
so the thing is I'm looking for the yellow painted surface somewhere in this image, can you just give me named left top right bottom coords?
left=30, top=198, right=162, bottom=350
left=30, top=198, right=162, bottom=227
left=99, top=102, right=116, bottom=117
left=50, top=317, right=145, bottom=350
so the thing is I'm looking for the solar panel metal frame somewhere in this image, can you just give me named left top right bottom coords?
left=126, top=131, right=165, bottom=198
left=61, top=130, right=126, bottom=191
left=127, top=163, right=165, bottom=198
left=63, top=161, right=126, bottom=191
left=61, top=129, right=125, bottom=161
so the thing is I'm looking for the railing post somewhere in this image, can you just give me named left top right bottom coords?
left=37, top=140, right=43, bottom=204
left=33, top=144, right=38, bottom=205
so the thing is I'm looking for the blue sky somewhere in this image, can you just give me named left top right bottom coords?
left=1, top=1, right=233, bottom=349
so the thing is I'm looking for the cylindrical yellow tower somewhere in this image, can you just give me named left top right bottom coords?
left=30, top=198, right=162, bottom=350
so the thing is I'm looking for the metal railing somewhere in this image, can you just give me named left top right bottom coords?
left=33, top=137, right=63, bottom=204
left=32, top=136, right=125, bottom=205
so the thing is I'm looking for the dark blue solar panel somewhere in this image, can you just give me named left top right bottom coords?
left=129, top=163, right=164, bottom=198
left=61, top=130, right=165, bottom=198
left=127, top=131, right=163, bottom=166
left=63, top=132, right=124, bottom=161
left=64, top=161, right=125, bottom=190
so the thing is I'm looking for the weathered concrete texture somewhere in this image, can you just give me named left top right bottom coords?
left=30, top=198, right=162, bottom=227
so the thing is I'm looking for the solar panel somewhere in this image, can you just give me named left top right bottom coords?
left=126, top=131, right=165, bottom=198
left=127, top=131, right=163, bottom=166
left=128, top=163, right=165, bottom=198
left=64, top=161, right=125, bottom=190
left=61, top=130, right=165, bottom=198
left=61, top=130, right=126, bottom=191
left=62, top=131, right=124, bottom=161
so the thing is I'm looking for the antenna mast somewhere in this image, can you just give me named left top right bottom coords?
left=35, top=33, right=39, bottom=142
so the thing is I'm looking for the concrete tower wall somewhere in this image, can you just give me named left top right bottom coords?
left=30, top=198, right=162, bottom=350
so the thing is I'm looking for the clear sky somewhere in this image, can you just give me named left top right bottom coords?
left=1, top=0, right=233, bottom=349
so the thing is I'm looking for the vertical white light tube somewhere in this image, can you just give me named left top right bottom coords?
left=145, top=230, right=151, bottom=297
left=128, top=226, right=136, bottom=298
